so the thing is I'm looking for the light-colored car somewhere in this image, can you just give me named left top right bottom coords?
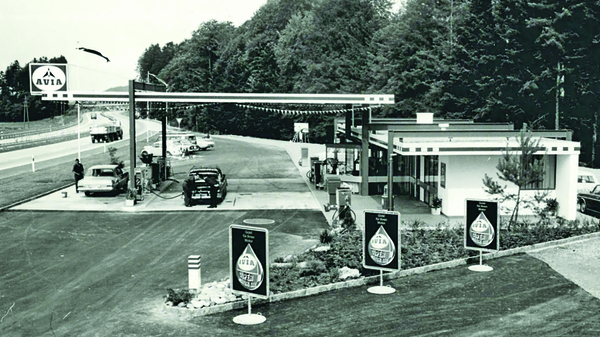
left=78, top=165, right=129, bottom=196
left=141, top=140, right=197, bottom=157
left=196, top=138, right=215, bottom=151
left=578, top=168, right=598, bottom=193
left=167, top=133, right=214, bottom=151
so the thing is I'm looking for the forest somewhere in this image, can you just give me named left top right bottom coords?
left=1, top=0, right=599, bottom=164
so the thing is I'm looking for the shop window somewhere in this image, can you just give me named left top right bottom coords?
left=424, top=156, right=438, bottom=188
left=523, top=155, right=556, bottom=190
left=440, top=162, right=446, bottom=188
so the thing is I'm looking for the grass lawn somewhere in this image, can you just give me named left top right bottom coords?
left=0, top=135, right=157, bottom=209
left=0, top=110, right=79, bottom=134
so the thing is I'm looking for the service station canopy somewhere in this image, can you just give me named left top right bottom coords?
left=37, top=78, right=394, bottom=193
left=41, top=90, right=395, bottom=105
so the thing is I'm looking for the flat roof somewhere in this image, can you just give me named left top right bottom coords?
left=339, top=125, right=580, bottom=156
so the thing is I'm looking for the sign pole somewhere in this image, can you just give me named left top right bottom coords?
left=230, top=225, right=268, bottom=325
left=465, top=199, right=498, bottom=272
left=363, top=210, right=400, bottom=294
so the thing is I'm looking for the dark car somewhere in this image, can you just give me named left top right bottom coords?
left=577, top=184, right=600, bottom=214
left=187, top=166, right=227, bottom=203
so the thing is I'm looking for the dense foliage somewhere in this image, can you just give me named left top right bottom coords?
left=269, top=217, right=600, bottom=293
left=3, top=0, right=599, bottom=164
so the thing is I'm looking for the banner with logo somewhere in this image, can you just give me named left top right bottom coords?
left=29, top=63, right=68, bottom=95
left=464, top=199, right=499, bottom=252
left=230, top=225, right=269, bottom=299
left=363, top=210, right=400, bottom=272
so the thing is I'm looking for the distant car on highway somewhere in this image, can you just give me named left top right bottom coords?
left=78, top=164, right=129, bottom=196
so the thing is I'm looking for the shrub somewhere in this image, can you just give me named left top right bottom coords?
left=166, top=288, right=192, bottom=306
left=320, top=229, right=334, bottom=244
left=299, top=259, right=327, bottom=277
left=267, top=217, right=599, bottom=294
left=107, top=146, right=124, bottom=167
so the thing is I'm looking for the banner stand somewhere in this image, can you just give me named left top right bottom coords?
left=468, top=251, right=493, bottom=272
left=367, top=270, right=395, bottom=294
left=233, top=296, right=265, bottom=325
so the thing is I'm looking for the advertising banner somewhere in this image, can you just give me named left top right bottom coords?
left=464, top=199, right=499, bottom=252
left=363, top=210, right=400, bottom=272
left=230, top=225, right=269, bottom=299
left=29, top=63, right=68, bottom=95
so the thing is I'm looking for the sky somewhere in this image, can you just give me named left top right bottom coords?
left=1, top=0, right=404, bottom=92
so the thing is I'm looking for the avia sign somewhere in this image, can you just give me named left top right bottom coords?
left=29, top=63, right=68, bottom=95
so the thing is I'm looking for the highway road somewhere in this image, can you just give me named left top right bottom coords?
left=0, top=111, right=163, bottom=178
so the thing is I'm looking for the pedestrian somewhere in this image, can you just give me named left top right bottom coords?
left=72, top=159, right=84, bottom=193
left=182, top=175, right=195, bottom=207
left=206, top=176, right=219, bottom=208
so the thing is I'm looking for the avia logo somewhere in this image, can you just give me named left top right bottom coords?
left=31, top=65, right=66, bottom=91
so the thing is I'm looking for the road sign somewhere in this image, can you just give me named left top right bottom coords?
left=29, top=63, right=68, bottom=95
left=230, top=225, right=269, bottom=299
left=363, top=210, right=400, bottom=272
left=464, top=199, right=499, bottom=252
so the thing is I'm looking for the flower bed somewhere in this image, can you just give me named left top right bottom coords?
left=164, top=217, right=600, bottom=315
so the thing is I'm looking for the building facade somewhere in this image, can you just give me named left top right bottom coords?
left=330, top=112, right=579, bottom=220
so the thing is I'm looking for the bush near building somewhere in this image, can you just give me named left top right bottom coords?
left=269, top=218, right=600, bottom=294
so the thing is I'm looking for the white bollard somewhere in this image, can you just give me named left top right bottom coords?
left=31, top=155, right=35, bottom=172
left=188, top=255, right=201, bottom=292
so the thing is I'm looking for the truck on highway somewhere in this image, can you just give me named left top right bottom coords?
left=89, top=121, right=123, bottom=143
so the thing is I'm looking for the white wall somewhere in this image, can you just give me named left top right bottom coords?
left=440, top=155, right=561, bottom=218
left=555, top=154, right=578, bottom=220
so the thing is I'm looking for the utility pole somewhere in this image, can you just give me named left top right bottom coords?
left=23, top=96, right=29, bottom=127
left=555, top=61, right=562, bottom=130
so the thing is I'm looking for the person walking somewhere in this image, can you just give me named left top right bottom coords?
left=206, top=176, right=219, bottom=208
left=72, top=159, right=84, bottom=193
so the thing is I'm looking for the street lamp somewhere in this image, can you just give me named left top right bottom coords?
left=147, top=72, right=169, bottom=140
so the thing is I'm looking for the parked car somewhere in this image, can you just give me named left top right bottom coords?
left=187, top=166, right=227, bottom=203
left=577, top=168, right=598, bottom=193
left=196, top=137, right=215, bottom=151
left=577, top=184, right=600, bottom=214
left=167, top=133, right=198, bottom=144
left=141, top=140, right=197, bottom=157
left=78, top=164, right=129, bottom=196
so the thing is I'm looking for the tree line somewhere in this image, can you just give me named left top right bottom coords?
left=0, top=56, right=70, bottom=124
left=2, top=0, right=599, bottom=165
left=136, top=0, right=599, bottom=165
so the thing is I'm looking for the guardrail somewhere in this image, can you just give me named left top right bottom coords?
left=0, top=114, right=83, bottom=140
left=0, top=132, right=92, bottom=154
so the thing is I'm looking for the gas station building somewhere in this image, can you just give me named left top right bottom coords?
left=326, top=112, right=580, bottom=220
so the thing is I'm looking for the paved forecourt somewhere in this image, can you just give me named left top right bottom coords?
left=9, top=136, right=322, bottom=212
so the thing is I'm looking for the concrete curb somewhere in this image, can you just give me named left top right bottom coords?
left=164, top=230, right=600, bottom=318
